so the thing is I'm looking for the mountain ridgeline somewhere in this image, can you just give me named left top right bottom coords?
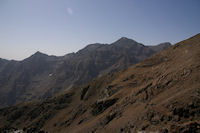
left=0, top=34, right=199, bottom=133
left=0, top=37, right=171, bottom=108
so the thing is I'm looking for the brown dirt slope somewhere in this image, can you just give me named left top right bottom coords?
left=0, top=34, right=199, bottom=133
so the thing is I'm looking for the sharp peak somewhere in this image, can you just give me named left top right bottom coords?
left=114, top=37, right=138, bottom=43
left=119, top=37, right=130, bottom=40
left=34, top=51, right=46, bottom=55
left=28, top=51, right=49, bottom=59
left=118, top=37, right=135, bottom=41
left=111, top=37, right=143, bottom=47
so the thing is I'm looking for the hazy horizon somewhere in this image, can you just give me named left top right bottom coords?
left=0, top=0, right=200, bottom=60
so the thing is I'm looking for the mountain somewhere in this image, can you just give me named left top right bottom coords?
left=0, top=38, right=171, bottom=108
left=149, top=42, right=171, bottom=52
left=0, top=34, right=199, bottom=133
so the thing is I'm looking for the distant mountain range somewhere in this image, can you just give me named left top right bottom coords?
left=0, top=34, right=199, bottom=133
left=0, top=37, right=171, bottom=108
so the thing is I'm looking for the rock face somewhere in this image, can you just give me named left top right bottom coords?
left=0, top=37, right=171, bottom=108
left=0, top=34, right=199, bottom=133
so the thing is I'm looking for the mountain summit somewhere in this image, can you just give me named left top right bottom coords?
left=113, top=37, right=140, bottom=47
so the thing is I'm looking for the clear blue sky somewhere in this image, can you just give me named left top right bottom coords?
left=0, top=0, right=199, bottom=60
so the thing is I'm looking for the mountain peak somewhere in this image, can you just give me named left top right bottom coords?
left=119, top=37, right=129, bottom=40
left=34, top=51, right=45, bottom=55
left=32, top=51, right=49, bottom=57
left=114, top=37, right=138, bottom=44
left=116, top=37, right=136, bottom=42
left=24, top=51, right=49, bottom=61
left=112, top=37, right=142, bottom=48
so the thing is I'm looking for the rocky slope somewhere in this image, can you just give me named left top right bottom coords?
left=0, top=34, right=199, bottom=133
left=0, top=38, right=171, bottom=108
